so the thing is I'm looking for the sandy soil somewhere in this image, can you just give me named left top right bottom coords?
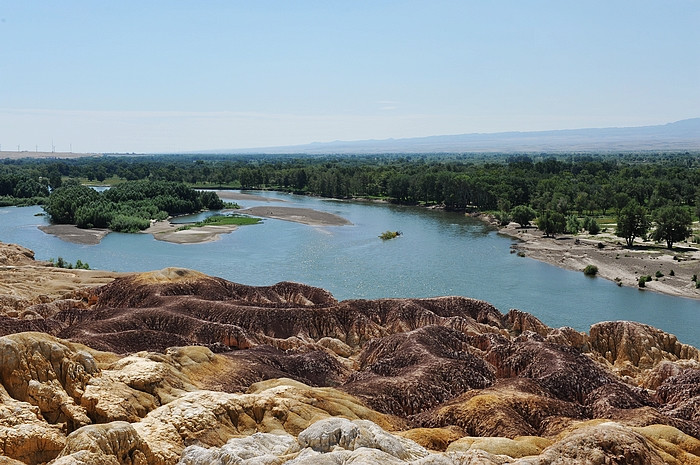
left=39, top=225, right=111, bottom=245
left=498, top=222, right=700, bottom=300
left=215, top=191, right=285, bottom=202
left=241, top=206, right=352, bottom=226
left=143, top=220, right=240, bottom=244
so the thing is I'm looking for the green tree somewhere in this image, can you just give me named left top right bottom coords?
left=615, top=201, right=649, bottom=247
left=566, top=215, right=581, bottom=234
left=13, top=178, right=49, bottom=198
left=44, top=184, right=101, bottom=224
left=200, top=190, right=225, bottom=210
left=582, top=217, right=600, bottom=235
left=493, top=210, right=511, bottom=226
left=612, top=192, right=631, bottom=216
left=537, top=210, right=566, bottom=237
left=574, top=192, right=589, bottom=216
left=48, top=171, right=63, bottom=189
left=651, top=205, right=692, bottom=249
left=511, top=205, right=537, bottom=228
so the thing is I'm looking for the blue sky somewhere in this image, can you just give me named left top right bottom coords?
left=1, top=1, right=698, bottom=153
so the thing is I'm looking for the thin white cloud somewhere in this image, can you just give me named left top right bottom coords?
left=378, top=100, right=399, bottom=111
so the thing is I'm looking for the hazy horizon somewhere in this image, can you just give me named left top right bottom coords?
left=1, top=1, right=698, bottom=153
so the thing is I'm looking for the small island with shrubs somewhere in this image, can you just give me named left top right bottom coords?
left=379, top=230, right=402, bottom=240
left=43, top=180, right=227, bottom=233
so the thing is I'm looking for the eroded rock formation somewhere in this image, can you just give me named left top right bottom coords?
left=0, top=241, right=119, bottom=320
left=0, top=257, right=699, bottom=464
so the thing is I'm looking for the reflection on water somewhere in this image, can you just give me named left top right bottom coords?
left=1, top=190, right=699, bottom=347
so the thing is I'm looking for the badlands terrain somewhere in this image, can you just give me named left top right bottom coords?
left=1, top=241, right=699, bottom=464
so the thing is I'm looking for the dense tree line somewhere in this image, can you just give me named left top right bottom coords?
left=3, top=152, right=700, bottom=213
left=0, top=173, right=50, bottom=206
left=3, top=152, right=699, bottom=245
left=43, top=180, right=224, bottom=232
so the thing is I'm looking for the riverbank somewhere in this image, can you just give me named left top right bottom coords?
left=496, top=221, right=700, bottom=300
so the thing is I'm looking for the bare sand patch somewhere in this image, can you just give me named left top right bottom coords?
left=39, top=225, right=110, bottom=245
left=241, top=206, right=351, bottom=226
left=498, top=222, right=700, bottom=300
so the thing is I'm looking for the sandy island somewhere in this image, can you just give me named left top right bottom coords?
left=39, top=225, right=111, bottom=245
left=496, top=220, right=700, bottom=300
left=240, top=206, right=352, bottom=226
left=144, top=220, right=242, bottom=244
left=145, top=206, right=351, bottom=243
left=143, top=205, right=350, bottom=243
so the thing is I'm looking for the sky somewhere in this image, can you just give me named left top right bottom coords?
left=1, top=1, right=698, bottom=153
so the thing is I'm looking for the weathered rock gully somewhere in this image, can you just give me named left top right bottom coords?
left=0, top=243, right=699, bottom=464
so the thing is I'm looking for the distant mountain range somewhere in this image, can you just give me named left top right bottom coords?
left=215, top=118, right=700, bottom=154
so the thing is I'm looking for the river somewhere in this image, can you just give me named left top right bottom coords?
left=1, top=190, right=698, bottom=347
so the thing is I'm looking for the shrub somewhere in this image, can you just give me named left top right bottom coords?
left=638, top=275, right=652, bottom=287
left=537, top=210, right=566, bottom=237
left=49, top=257, right=89, bottom=269
left=108, top=215, right=151, bottom=233
left=587, top=219, right=601, bottom=235
left=582, top=216, right=592, bottom=230
left=655, top=270, right=664, bottom=278
left=493, top=211, right=511, bottom=227
left=669, top=269, right=675, bottom=276
left=566, top=215, right=581, bottom=234
left=583, top=265, right=598, bottom=276
left=379, top=230, right=401, bottom=240
left=511, top=205, right=537, bottom=228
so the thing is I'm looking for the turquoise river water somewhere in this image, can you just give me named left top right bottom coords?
left=0, top=190, right=698, bottom=347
